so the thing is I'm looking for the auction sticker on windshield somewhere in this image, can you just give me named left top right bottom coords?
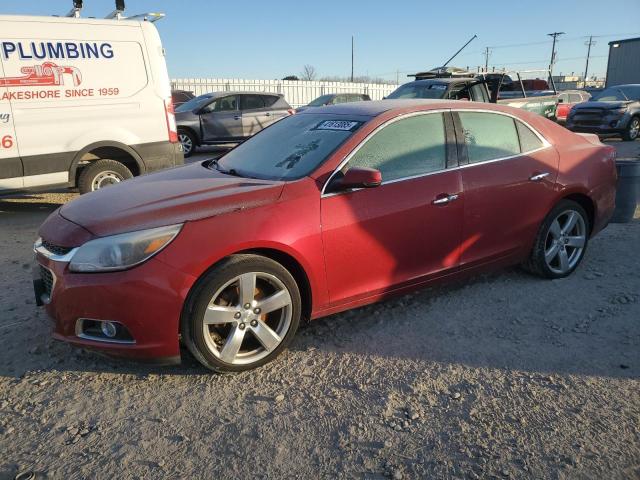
left=314, top=120, right=362, bottom=131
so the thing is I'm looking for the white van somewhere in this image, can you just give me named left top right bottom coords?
left=0, top=13, right=183, bottom=194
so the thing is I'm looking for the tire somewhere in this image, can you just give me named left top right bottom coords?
left=179, top=129, right=197, bottom=157
left=524, top=199, right=590, bottom=279
left=622, top=116, right=639, bottom=141
left=181, top=254, right=302, bottom=373
left=77, top=159, right=133, bottom=194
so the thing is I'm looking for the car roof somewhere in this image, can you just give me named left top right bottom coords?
left=404, top=78, right=477, bottom=85
left=205, top=91, right=284, bottom=97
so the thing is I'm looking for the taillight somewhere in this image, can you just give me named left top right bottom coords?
left=164, top=98, right=178, bottom=143
left=287, top=109, right=295, bottom=116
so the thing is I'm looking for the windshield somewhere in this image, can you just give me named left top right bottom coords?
left=591, top=88, right=628, bottom=102
left=307, top=94, right=334, bottom=107
left=386, top=82, right=448, bottom=99
left=175, top=94, right=214, bottom=112
left=216, top=114, right=366, bottom=180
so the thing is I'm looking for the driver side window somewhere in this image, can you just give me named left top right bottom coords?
left=347, top=113, right=447, bottom=183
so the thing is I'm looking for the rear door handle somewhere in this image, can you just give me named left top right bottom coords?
left=264, top=112, right=272, bottom=116
left=529, top=172, right=550, bottom=182
left=432, top=193, right=459, bottom=205
left=233, top=115, right=241, bottom=120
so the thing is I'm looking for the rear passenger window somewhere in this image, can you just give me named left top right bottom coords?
left=569, top=93, right=582, bottom=103
left=263, top=95, right=279, bottom=107
left=459, top=112, right=520, bottom=163
left=348, top=113, right=446, bottom=182
left=516, top=121, right=544, bottom=153
left=241, top=95, right=266, bottom=110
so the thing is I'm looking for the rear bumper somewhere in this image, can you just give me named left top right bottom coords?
left=35, top=253, right=196, bottom=361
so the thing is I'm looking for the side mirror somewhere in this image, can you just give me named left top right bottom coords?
left=340, top=167, right=382, bottom=189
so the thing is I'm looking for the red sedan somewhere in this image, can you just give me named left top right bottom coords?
left=33, top=100, right=617, bottom=372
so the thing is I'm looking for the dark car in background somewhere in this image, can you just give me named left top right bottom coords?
left=176, top=92, right=294, bottom=156
left=171, top=90, right=195, bottom=109
left=296, top=93, right=371, bottom=112
left=566, top=84, right=640, bottom=141
left=386, top=78, right=491, bottom=102
left=556, top=90, right=591, bottom=124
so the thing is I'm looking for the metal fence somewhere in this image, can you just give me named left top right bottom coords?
left=170, top=78, right=400, bottom=108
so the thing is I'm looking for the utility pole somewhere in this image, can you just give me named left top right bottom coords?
left=483, top=47, right=491, bottom=72
left=547, top=32, right=565, bottom=79
left=396, top=69, right=399, bottom=85
left=351, top=36, right=354, bottom=82
left=584, top=35, right=596, bottom=86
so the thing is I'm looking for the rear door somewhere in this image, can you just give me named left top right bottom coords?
left=240, top=94, right=272, bottom=137
left=454, top=110, right=559, bottom=266
left=0, top=56, right=23, bottom=190
left=200, top=95, right=242, bottom=142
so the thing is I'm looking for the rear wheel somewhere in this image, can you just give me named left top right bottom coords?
left=524, top=200, right=589, bottom=279
left=182, top=255, right=301, bottom=373
left=77, top=159, right=133, bottom=194
left=622, top=116, right=639, bottom=141
left=179, top=130, right=197, bottom=157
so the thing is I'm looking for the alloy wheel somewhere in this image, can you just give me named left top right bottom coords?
left=202, top=272, right=293, bottom=365
left=91, top=171, right=123, bottom=191
left=544, top=209, right=586, bottom=275
left=179, top=133, right=193, bottom=155
left=630, top=118, right=639, bottom=140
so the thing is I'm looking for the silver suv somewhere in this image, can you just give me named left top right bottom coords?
left=175, top=91, right=293, bottom=157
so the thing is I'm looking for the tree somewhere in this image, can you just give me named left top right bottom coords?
left=300, top=65, right=317, bottom=81
left=282, top=75, right=299, bottom=81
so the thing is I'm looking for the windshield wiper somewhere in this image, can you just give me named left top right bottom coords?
left=207, top=159, right=248, bottom=178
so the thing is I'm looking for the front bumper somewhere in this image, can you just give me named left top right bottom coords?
left=566, top=113, right=628, bottom=135
left=34, top=252, right=196, bottom=362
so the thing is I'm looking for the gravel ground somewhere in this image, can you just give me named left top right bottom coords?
left=0, top=142, right=639, bottom=479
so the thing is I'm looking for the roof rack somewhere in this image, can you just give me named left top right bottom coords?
left=62, top=1, right=165, bottom=22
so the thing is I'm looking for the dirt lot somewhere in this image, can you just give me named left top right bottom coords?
left=0, top=142, right=639, bottom=479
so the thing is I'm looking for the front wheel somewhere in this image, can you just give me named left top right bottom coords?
left=622, top=116, right=639, bottom=141
left=524, top=200, right=590, bottom=279
left=77, top=159, right=133, bottom=194
left=181, top=255, right=302, bottom=373
left=179, top=130, right=197, bottom=157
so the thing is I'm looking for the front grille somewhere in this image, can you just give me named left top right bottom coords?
left=40, top=265, right=54, bottom=297
left=41, top=239, right=73, bottom=256
left=573, top=109, right=604, bottom=126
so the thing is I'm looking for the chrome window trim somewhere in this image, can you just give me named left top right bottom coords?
left=321, top=109, right=450, bottom=197
left=320, top=107, right=552, bottom=198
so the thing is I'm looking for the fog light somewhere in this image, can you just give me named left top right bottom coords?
left=100, top=321, right=118, bottom=338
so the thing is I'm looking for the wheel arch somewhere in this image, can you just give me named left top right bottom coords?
left=177, top=126, right=201, bottom=146
left=70, top=141, right=146, bottom=186
left=560, top=191, right=595, bottom=234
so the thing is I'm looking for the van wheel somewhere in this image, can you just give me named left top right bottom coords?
left=179, top=130, right=197, bottom=157
left=78, top=159, right=133, bottom=194
left=622, top=116, right=639, bottom=141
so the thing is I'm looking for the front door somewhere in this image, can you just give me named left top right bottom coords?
left=321, top=111, right=464, bottom=306
left=0, top=56, right=23, bottom=190
left=454, top=110, right=559, bottom=266
left=200, top=95, right=243, bottom=142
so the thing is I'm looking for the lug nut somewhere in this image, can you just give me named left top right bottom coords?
left=250, top=320, right=258, bottom=327
left=234, top=312, right=241, bottom=319
left=253, top=307, right=261, bottom=314
left=244, top=303, right=251, bottom=309
left=238, top=323, right=246, bottom=330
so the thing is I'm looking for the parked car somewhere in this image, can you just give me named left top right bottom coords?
left=556, top=90, right=591, bottom=124
left=34, top=100, right=617, bottom=372
left=387, top=78, right=491, bottom=102
left=175, top=91, right=294, bottom=157
left=566, top=84, right=640, bottom=141
left=0, top=14, right=183, bottom=195
left=296, top=93, right=371, bottom=112
left=171, top=89, right=195, bottom=109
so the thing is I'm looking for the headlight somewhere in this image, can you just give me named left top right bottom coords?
left=607, top=107, right=626, bottom=116
left=69, top=224, right=182, bottom=273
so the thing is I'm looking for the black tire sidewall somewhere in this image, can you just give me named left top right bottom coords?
left=77, top=159, right=133, bottom=194
left=182, top=255, right=302, bottom=373
left=530, top=200, right=590, bottom=279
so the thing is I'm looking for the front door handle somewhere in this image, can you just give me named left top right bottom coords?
left=432, top=193, right=459, bottom=205
left=529, top=172, right=550, bottom=182
left=264, top=112, right=272, bottom=116
left=234, top=115, right=241, bottom=120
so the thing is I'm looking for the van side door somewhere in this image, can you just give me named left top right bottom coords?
left=0, top=56, right=23, bottom=191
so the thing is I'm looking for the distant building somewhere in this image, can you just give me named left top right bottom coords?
left=606, top=37, right=640, bottom=87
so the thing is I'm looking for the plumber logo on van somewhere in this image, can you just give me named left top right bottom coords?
left=0, top=62, right=82, bottom=88
left=1, top=41, right=114, bottom=61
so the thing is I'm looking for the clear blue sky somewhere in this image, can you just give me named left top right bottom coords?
left=2, top=0, right=639, bottom=82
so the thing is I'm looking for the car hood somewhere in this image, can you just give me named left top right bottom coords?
left=574, top=100, right=632, bottom=110
left=58, top=162, right=285, bottom=239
